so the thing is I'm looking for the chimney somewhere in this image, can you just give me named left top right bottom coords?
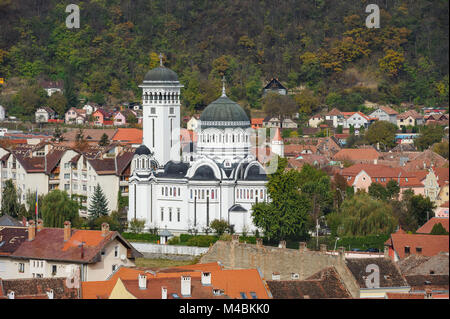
left=161, top=286, right=167, bottom=299
left=37, top=219, right=44, bottom=232
left=64, top=221, right=71, bottom=242
left=201, top=272, right=211, bottom=286
left=138, top=274, right=147, bottom=290
left=232, top=234, right=239, bottom=244
left=181, top=276, right=191, bottom=297
left=46, top=289, right=54, bottom=299
left=299, top=242, right=307, bottom=252
left=320, top=244, right=327, bottom=253
left=384, top=245, right=390, bottom=259
left=338, top=247, right=345, bottom=261
left=278, top=240, right=286, bottom=249
left=256, top=238, right=263, bottom=247
left=7, top=291, right=15, bottom=299
left=28, top=220, right=35, bottom=241
left=271, top=272, right=281, bottom=280
left=101, top=223, right=110, bottom=236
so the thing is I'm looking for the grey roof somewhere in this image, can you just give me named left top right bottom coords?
left=228, top=204, right=247, bottom=213
left=157, top=161, right=190, bottom=179
left=190, top=165, right=219, bottom=181
left=0, top=214, right=23, bottom=227
left=200, top=96, right=250, bottom=128
left=159, top=229, right=173, bottom=237
left=135, top=144, right=152, bottom=156
left=244, top=164, right=267, bottom=181
left=143, top=66, right=179, bottom=82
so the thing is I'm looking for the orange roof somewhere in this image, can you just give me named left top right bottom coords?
left=251, top=118, right=264, bottom=125
left=385, top=233, right=449, bottom=259
left=81, top=278, right=119, bottom=299
left=272, top=128, right=282, bottom=142
left=112, top=128, right=143, bottom=144
left=416, top=218, right=449, bottom=234
left=333, top=148, right=380, bottom=161
left=385, top=292, right=424, bottom=299
left=62, top=230, right=107, bottom=251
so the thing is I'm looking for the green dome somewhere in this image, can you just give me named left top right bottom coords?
left=200, top=96, right=250, bottom=129
left=143, top=66, right=179, bottom=82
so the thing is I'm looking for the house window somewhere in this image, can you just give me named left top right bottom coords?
left=161, top=208, right=164, bottom=221
left=114, top=246, right=119, bottom=258
left=52, top=265, right=57, bottom=276
left=18, top=263, right=25, bottom=273
left=151, top=108, right=156, bottom=114
left=249, top=292, right=257, bottom=299
left=177, top=208, right=180, bottom=222
left=64, top=173, right=70, bottom=179
left=404, top=246, right=410, bottom=255
left=416, top=247, right=422, bottom=254
left=112, top=264, right=118, bottom=272
left=240, top=292, right=248, bottom=299
left=169, top=208, right=172, bottom=222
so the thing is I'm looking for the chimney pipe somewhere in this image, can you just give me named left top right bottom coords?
left=46, top=289, right=54, bottom=299
left=37, top=219, right=43, bottom=232
left=181, top=276, right=191, bottom=297
left=28, top=220, right=35, bottom=241
left=232, top=234, right=239, bottom=244
left=138, top=274, right=147, bottom=290
left=320, top=244, right=327, bottom=253
left=384, top=245, right=390, bottom=259
left=338, top=247, right=345, bottom=261
left=201, top=272, right=211, bottom=286
left=299, top=242, right=307, bottom=252
left=101, top=223, right=110, bottom=237
left=256, top=238, right=263, bottom=247
left=161, top=286, right=167, bottom=299
left=7, top=291, right=15, bottom=299
left=278, top=240, right=286, bottom=249
left=64, top=221, right=71, bottom=242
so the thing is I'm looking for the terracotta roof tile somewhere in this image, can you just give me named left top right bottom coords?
left=333, top=148, right=380, bottom=161
left=0, top=278, right=78, bottom=299
left=385, top=233, right=449, bottom=259
left=112, top=128, right=143, bottom=144
left=416, top=218, right=449, bottom=234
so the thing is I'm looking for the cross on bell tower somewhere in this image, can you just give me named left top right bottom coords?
left=221, top=76, right=226, bottom=97
left=159, top=53, right=164, bottom=67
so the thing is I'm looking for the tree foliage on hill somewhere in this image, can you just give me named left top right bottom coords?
left=1, top=179, right=19, bottom=217
left=0, top=0, right=448, bottom=118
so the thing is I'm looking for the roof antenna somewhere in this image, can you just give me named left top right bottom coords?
left=221, top=76, right=226, bottom=97
left=159, top=53, right=164, bottom=67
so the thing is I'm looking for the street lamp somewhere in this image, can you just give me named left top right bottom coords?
left=334, top=237, right=340, bottom=251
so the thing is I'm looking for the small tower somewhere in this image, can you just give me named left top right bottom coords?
left=271, top=127, right=284, bottom=157
left=140, top=54, right=184, bottom=167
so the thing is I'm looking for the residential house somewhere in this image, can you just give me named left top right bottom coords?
left=424, top=113, right=449, bottom=126
left=384, top=228, right=449, bottom=262
left=308, top=114, right=324, bottom=128
left=404, top=274, right=449, bottom=297
left=113, top=109, right=137, bottom=126
left=263, top=116, right=298, bottom=129
left=186, top=115, right=200, bottom=131
left=324, top=108, right=345, bottom=128
left=403, top=149, right=448, bottom=172
left=263, top=78, right=288, bottom=96
left=266, top=267, right=352, bottom=299
left=92, top=108, right=113, bottom=126
left=332, top=148, right=380, bottom=165
left=369, top=106, right=399, bottom=124
left=422, top=167, right=449, bottom=205
left=287, top=155, right=329, bottom=171
left=251, top=118, right=264, bottom=130
left=339, top=163, right=424, bottom=196
left=40, top=80, right=63, bottom=97
left=65, top=107, right=87, bottom=125
left=397, top=110, right=424, bottom=128
left=81, top=262, right=270, bottom=299
left=9, top=221, right=142, bottom=282
left=283, top=144, right=318, bottom=158
left=0, top=277, right=79, bottom=299
left=345, top=258, right=410, bottom=299
left=436, top=201, right=449, bottom=218
left=397, top=252, right=449, bottom=276
left=316, top=136, right=341, bottom=157
left=82, top=104, right=98, bottom=115
left=112, top=128, right=143, bottom=146
left=35, top=107, right=57, bottom=123
left=0, top=226, right=29, bottom=279
left=342, top=112, right=372, bottom=129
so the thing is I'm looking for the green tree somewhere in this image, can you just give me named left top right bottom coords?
left=88, top=184, right=109, bottom=221
left=262, top=92, right=298, bottom=129
left=41, top=190, right=80, bottom=228
left=407, top=194, right=435, bottom=228
left=294, top=88, right=320, bottom=115
left=415, top=125, right=445, bottom=151
left=129, top=218, right=145, bottom=233
left=365, top=121, right=398, bottom=150
left=430, top=223, right=449, bottom=235
left=47, top=91, right=68, bottom=117
left=432, top=141, right=449, bottom=159
left=386, top=180, right=400, bottom=200
left=368, top=183, right=389, bottom=201
left=252, top=158, right=311, bottom=241
left=1, top=179, right=20, bottom=217
left=210, top=219, right=230, bottom=236
left=99, top=133, right=110, bottom=146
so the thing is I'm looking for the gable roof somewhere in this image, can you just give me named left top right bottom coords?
left=416, top=218, right=449, bottom=234
left=397, top=252, right=449, bottom=276
left=62, top=129, right=117, bottom=142
left=264, top=78, right=287, bottom=91
left=0, top=227, right=28, bottom=256
left=266, top=267, right=352, bottom=299
left=345, top=258, right=408, bottom=289
left=385, top=233, right=449, bottom=259
left=112, top=128, right=143, bottom=144
left=0, top=278, right=78, bottom=299
left=398, top=110, right=423, bottom=120
left=404, top=274, right=449, bottom=292
left=10, top=227, right=142, bottom=263
left=333, top=148, right=380, bottom=161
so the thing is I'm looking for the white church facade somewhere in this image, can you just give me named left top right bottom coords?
left=128, top=61, right=276, bottom=235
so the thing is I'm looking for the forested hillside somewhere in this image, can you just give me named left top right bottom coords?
left=0, top=0, right=448, bottom=120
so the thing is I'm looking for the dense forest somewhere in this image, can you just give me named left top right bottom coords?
left=0, top=0, right=448, bottom=120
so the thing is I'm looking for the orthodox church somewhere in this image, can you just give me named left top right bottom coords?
left=128, top=60, right=277, bottom=235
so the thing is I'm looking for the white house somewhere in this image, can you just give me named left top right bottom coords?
left=369, top=106, right=398, bottom=125
left=35, top=107, right=56, bottom=123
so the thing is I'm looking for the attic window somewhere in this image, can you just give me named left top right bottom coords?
left=416, top=247, right=422, bottom=254
left=249, top=292, right=257, bottom=299
left=430, top=270, right=435, bottom=275
left=291, top=273, right=300, bottom=280
left=240, top=292, right=248, bottom=299
left=213, top=289, right=224, bottom=296
left=404, top=246, right=410, bottom=255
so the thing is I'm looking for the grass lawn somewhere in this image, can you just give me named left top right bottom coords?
left=134, top=257, right=200, bottom=269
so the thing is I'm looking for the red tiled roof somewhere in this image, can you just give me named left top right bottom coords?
left=385, top=292, right=424, bottom=299
left=398, top=110, right=423, bottom=120
left=333, top=148, right=380, bottom=161
left=251, top=118, right=264, bottom=125
left=112, top=128, right=143, bottom=144
left=385, top=233, right=449, bottom=259
left=416, top=218, right=449, bottom=234
left=379, top=106, right=399, bottom=115
left=326, top=108, right=342, bottom=116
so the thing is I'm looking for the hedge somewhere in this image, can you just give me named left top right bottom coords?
left=121, top=232, right=159, bottom=243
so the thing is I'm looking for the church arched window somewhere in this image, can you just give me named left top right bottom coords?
left=211, top=189, right=214, bottom=200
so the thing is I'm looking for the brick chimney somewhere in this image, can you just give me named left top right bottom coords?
left=37, top=219, right=44, bottom=232
left=7, top=291, right=15, bottom=299
left=64, top=221, right=71, bottom=242
left=181, top=276, right=191, bottom=297
left=161, top=286, right=167, bottom=299
left=101, top=223, right=110, bottom=237
left=28, top=220, right=35, bottom=241
left=299, top=242, right=307, bottom=252
left=232, top=234, right=239, bottom=244
left=320, top=244, right=327, bottom=253
left=384, top=245, right=390, bottom=259
left=278, top=240, right=286, bottom=249
left=338, top=247, right=345, bottom=261
left=46, top=289, right=54, bottom=299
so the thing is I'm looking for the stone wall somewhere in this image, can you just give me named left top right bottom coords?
left=200, top=238, right=361, bottom=298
